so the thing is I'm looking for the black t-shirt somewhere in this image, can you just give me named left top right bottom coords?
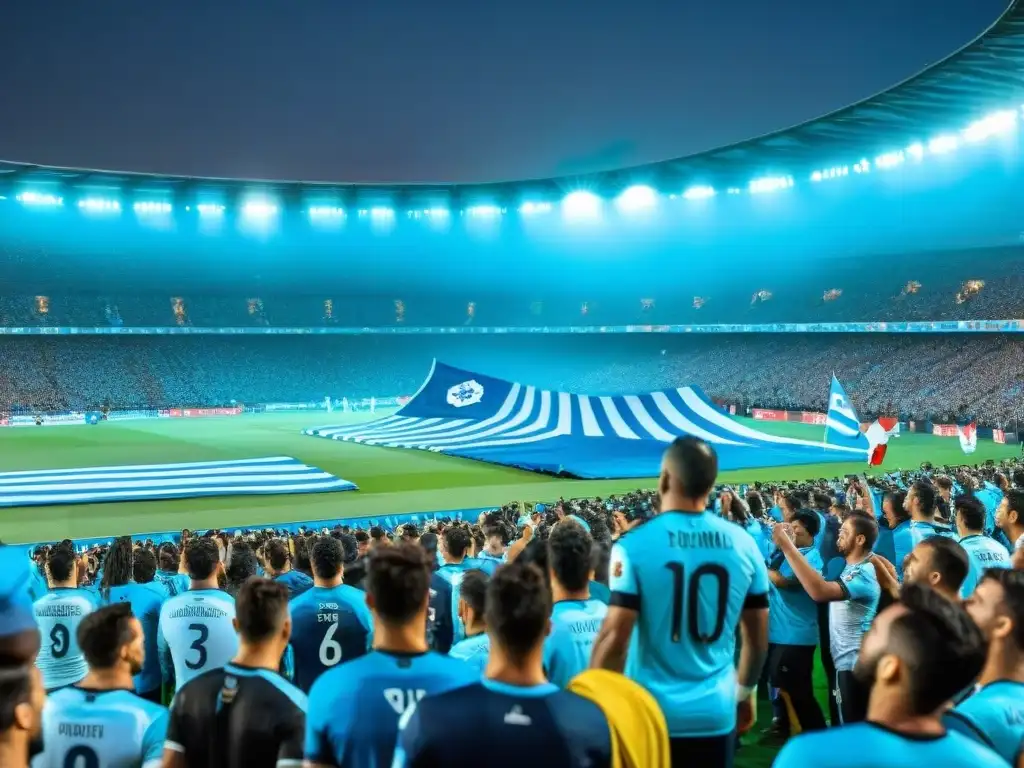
left=165, top=662, right=306, bottom=768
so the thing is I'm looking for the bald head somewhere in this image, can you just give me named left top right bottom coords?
left=659, top=437, right=718, bottom=505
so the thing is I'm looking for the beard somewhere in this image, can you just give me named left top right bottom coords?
left=853, top=652, right=881, bottom=688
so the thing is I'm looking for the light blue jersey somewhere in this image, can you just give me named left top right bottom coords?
left=33, top=588, right=101, bottom=691
left=101, top=582, right=166, bottom=696
left=958, top=535, right=1012, bottom=598
left=891, top=520, right=913, bottom=582
left=543, top=598, right=608, bottom=688
left=609, top=510, right=769, bottom=738
left=448, top=632, right=490, bottom=674
left=154, top=570, right=190, bottom=598
left=909, top=520, right=957, bottom=547
left=157, top=588, right=238, bottom=692
left=428, top=562, right=474, bottom=653
left=774, top=721, right=1007, bottom=768
left=768, top=546, right=823, bottom=646
left=33, top=686, right=168, bottom=768
left=945, top=680, right=1024, bottom=765
left=829, top=560, right=880, bottom=673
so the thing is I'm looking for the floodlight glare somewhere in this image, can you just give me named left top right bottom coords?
left=927, top=135, right=958, bottom=155
left=16, top=191, right=63, bottom=206
left=962, top=110, right=1016, bottom=143
left=309, top=206, right=345, bottom=218
left=369, top=206, right=394, bottom=220
left=133, top=201, right=172, bottom=214
left=682, top=185, right=716, bottom=200
left=196, top=203, right=225, bottom=217
left=519, top=201, right=553, bottom=215
left=562, top=191, right=602, bottom=218
left=466, top=204, right=502, bottom=217
left=616, top=185, right=657, bottom=211
left=77, top=198, right=121, bottom=213
left=748, top=176, right=793, bottom=195
left=242, top=200, right=279, bottom=219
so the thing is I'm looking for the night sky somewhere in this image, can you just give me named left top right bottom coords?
left=0, top=0, right=1008, bottom=183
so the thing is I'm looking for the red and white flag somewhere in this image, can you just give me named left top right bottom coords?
left=865, top=420, right=890, bottom=466
left=958, top=423, right=978, bottom=455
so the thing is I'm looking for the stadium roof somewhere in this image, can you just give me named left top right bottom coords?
left=3, top=0, right=1024, bottom=204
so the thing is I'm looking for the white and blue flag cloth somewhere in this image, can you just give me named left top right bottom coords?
left=825, top=375, right=869, bottom=451
left=0, top=456, right=356, bottom=508
left=306, top=361, right=869, bottom=479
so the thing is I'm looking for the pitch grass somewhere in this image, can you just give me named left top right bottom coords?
left=0, top=410, right=1017, bottom=545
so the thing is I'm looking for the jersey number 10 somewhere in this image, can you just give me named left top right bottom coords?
left=664, top=563, right=730, bottom=644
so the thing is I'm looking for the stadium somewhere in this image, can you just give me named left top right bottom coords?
left=3, top=3, right=1024, bottom=767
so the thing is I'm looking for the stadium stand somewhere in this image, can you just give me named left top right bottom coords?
left=1, top=334, right=1022, bottom=426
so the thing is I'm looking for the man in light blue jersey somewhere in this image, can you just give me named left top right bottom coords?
left=544, top=519, right=608, bottom=688
left=157, top=538, right=238, bottom=693
left=448, top=568, right=490, bottom=673
left=32, top=546, right=99, bottom=693
left=34, top=603, right=167, bottom=768
left=97, top=537, right=166, bottom=702
left=428, top=525, right=475, bottom=653
left=956, top=496, right=1012, bottom=598
left=905, top=481, right=957, bottom=546
left=154, top=544, right=189, bottom=599
left=765, top=510, right=826, bottom=739
left=902, top=536, right=969, bottom=604
left=471, top=516, right=508, bottom=575
left=945, top=569, right=1024, bottom=764
left=289, top=536, right=372, bottom=692
left=774, top=583, right=1005, bottom=768
left=591, top=437, right=769, bottom=768
left=774, top=512, right=880, bottom=725
left=265, top=539, right=313, bottom=598
left=393, top=561, right=613, bottom=768
left=882, top=491, right=913, bottom=581
left=304, top=543, right=477, bottom=768
left=996, top=489, right=1024, bottom=559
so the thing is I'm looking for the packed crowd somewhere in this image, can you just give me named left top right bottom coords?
left=2, top=445, right=1023, bottom=767
left=2, top=334, right=1023, bottom=426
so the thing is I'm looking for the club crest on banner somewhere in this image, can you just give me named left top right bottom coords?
left=447, top=380, right=484, bottom=408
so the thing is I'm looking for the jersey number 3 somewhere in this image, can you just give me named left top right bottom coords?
left=665, top=563, right=729, bottom=644
left=186, top=623, right=209, bottom=670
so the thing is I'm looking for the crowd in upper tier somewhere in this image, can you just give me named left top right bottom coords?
left=1, top=334, right=1023, bottom=425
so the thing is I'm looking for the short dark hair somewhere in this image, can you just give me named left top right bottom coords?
left=133, top=548, right=157, bottom=584
left=158, top=543, right=179, bottom=571
left=460, top=569, right=489, bottom=618
left=185, top=538, right=220, bottom=580
left=310, top=536, right=343, bottom=580
left=664, top=437, right=718, bottom=498
left=1005, top=489, right=1024, bottom=522
left=265, top=539, right=290, bottom=571
left=338, top=534, right=359, bottom=564
left=911, top=481, right=936, bottom=515
left=548, top=521, right=592, bottom=592
left=485, top=562, right=550, bottom=662
left=78, top=603, right=137, bottom=669
left=955, top=495, right=986, bottom=532
left=885, top=491, right=909, bottom=524
left=369, top=526, right=386, bottom=542
left=442, top=525, right=471, bottom=560
left=847, top=513, right=878, bottom=551
left=0, top=665, right=33, bottom=731
left=418, top=533, right=438, bottom=563
left=366, top=544, right=431, bottom=625
left=934, top=476, right=953, bottom=491
left=234, top=578, right=290, bottom=643
left=891, top=583, right=987, bottom=714
left=47, top=545, right=77, bottom=583
left=918, top=537, right=969, bottom=592
left=355, top=530, right=370, bottom=544
left=790, top=509, right=821, bottom=539
left=979, top=568, right=1024, bottom=649
left=226, top=543, right=258, bottom=591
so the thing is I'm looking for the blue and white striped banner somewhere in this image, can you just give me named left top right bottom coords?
left=0, top=456, right=357, bottom=508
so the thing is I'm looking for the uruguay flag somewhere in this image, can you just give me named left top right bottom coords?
left=824, top=375, right=868, bottom=451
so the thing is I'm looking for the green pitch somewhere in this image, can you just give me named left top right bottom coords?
left=0, top=411, right=1016, bottom=544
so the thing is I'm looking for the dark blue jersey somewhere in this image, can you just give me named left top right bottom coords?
left=428, top=563, right=474, bottom=653
left=289, top=585, right=373, bottom=693
left=393, top=680, right=612, bottom=768
left=304, top=650, right=477, bottom=768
